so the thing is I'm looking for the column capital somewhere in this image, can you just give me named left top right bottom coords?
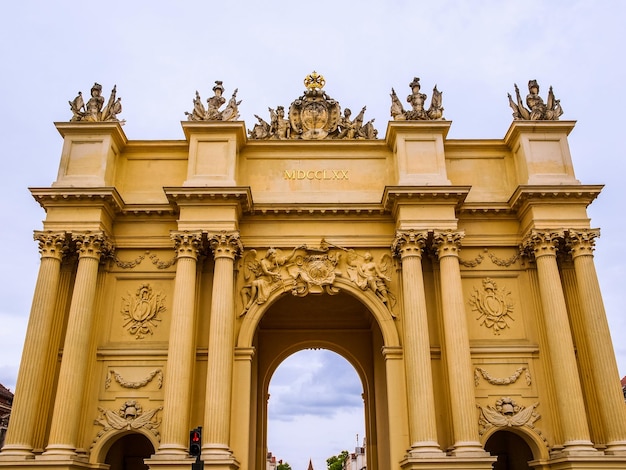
left=567, top=229, right=600, bottom=259
left=392, top=230, right=428, bottom=260
left=208, top=231, right=243, bottom=260
left=432, top=230, right=464, bottom=259
left=71, top=231, right=112, bottom=260
left=34, top=230, right=68, bottom=261
left=171, top=230, right=203, bottom=261
left=522, top=229, right=565, bottom=259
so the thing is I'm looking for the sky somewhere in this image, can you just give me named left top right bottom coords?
left=0, top=1, right=625, bottom=469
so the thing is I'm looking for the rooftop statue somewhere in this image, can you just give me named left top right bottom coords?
left=390, top=77, right=444, bottom=121
left=185, top=81, right=241, bottom=121
left=508, top=80, right=563, bottom=121
left=69, top=83, right=124, bottom=124
left=247, top=72, right=378, bottom=140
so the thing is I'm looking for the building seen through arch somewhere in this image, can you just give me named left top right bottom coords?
left=1, top=73, right=626, bottom=470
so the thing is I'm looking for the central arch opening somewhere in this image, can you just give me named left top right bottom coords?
left=249, top=291, right=391, bottom=470
left=267, top=349, right=365, bottom=470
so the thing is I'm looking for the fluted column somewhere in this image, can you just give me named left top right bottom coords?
left=43, top=232, right=110, bottom=458
left=568, top=229, right=626, bottom=454
left=157, top=231, right=203, bottom=456
left=202, top=232, right=242, bottom=467
left=392, top=230, right=443, bottom=456
left=1, top=232, right=67, bottom=458
left=433, top=230, right=486, bottom=456
left=524, top=230, right=596, bottom=453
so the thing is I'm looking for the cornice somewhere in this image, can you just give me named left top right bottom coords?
left=384, top=120, right=452, bottom=148
left=54, top=121, right=128, bottom=149
left=382, top=185, right=470, bottom=212
left=508, top=185, right=603, bottom=211
left=164, top=186, right=253, bottom=213
left=30, top=187, right=125, bottom=213
left=458, top=202, right=516, bottom=217
left=503, top=120, right=577, bottom=145
left=181, top=120, right=247, bottom=146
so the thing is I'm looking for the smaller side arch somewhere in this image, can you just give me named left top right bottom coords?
left=90, top=429, right=159, bottom=465
left=480, top=425, right=549, bottom=462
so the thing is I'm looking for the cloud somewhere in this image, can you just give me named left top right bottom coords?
left=269, top=350, right=364, bottom=421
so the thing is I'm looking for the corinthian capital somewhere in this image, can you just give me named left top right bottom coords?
left=432, top=230, right=464, bottom=259
left=34, top=230, right=68, bottom=261
left=171, top=231, right=203, bottom=260
left=566, top=229, right=600, bottom=258
left=391, top=230, right=428, bottom=259
left=208, top=231, right=243, bottom=260
left=522, top=229, right=565, bottom=258
left=72, top=231, right=112, bottom=260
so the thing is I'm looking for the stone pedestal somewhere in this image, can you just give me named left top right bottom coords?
left=53, top=122, right=126, bottom=187
left=505, top=121, right=580, bottom=185
left=181, top=122, right=247, bottom=187
left=386, top=121, right=452, bottom=186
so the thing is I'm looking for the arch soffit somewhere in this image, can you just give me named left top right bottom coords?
left=481, top=425, right=549, bottom=461
left=236, top=277, right=400, bottom=350
left=89, top=428, right=159, bottom=465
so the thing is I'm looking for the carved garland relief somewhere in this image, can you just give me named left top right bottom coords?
left=121, top=284, right=166, bottom=339
left=474, top=366, right=532, bottom=386
left=105, top=369, right=163, bottom=389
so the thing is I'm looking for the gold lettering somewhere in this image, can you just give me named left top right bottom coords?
left=283, top=169, right=349, bottom=181
left=284, top=170, right=296, bottom=180
left=297, top=170, right=306, bottom=180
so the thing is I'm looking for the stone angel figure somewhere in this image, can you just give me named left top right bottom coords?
left=239, top=247, right=301, bottom=314
left=347, top=251, right=395, bottom=316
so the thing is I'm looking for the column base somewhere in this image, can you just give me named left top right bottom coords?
left=407, top=441, right=446, bottom=458
left=537, top=454, right=626, bottom=470
left=447, top=441, right=491, bottom=458
left=145, top=454, right=197, bottom=470
left=401, top=455, right=496, bottom=470
left=604, top=440, right=626, bottom=455
left=551, top=440, right=601, bottom=457
left=0, top=446, right=36, bottom=461
left=201, top=447, right=239, bottom=470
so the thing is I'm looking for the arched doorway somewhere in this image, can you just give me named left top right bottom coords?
left=104, top=433, right=155, bottom=470
left=485, top=430, right=533, bottom=470
left=239, top=289, right=402, bottom=470
left=267, top=349, right=365, bottom=470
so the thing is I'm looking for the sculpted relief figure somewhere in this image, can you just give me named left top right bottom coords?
left=347, top=251, right=395, bottom=315
left=185, top=80, right=241, bottom=121
left=390, top=77, right=444, bottom=121
left=508, top=79, right=563, bottom=121
left=240, top=247, right=302, bottom=313
left=69, top=83, right=124, bottom=123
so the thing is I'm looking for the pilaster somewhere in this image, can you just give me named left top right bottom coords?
left=154, top=231, right=203, bottom=457
left=0, top=232, right=68, bottom=459
left=201, top=232, right=242, bottom=470
left=567, top=229, right=626, bottom=454
left=432, top=230, right=488, bottom=458
left=522, top=230, right=597, bottom=455
left=392, top=230, right=443, bottom=457
left=41, top=232, right=111, bottom=459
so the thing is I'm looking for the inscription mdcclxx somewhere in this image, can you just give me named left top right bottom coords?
left=283, top=170, right=349, bottom=180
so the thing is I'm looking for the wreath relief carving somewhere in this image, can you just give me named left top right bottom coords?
left=121, top=284, right=166, bottom=339
left=469, top=278, right=514, bottom=334
left=105, top=369, right=163, bottom=389
left=474, top=366, right=532, bottom=386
